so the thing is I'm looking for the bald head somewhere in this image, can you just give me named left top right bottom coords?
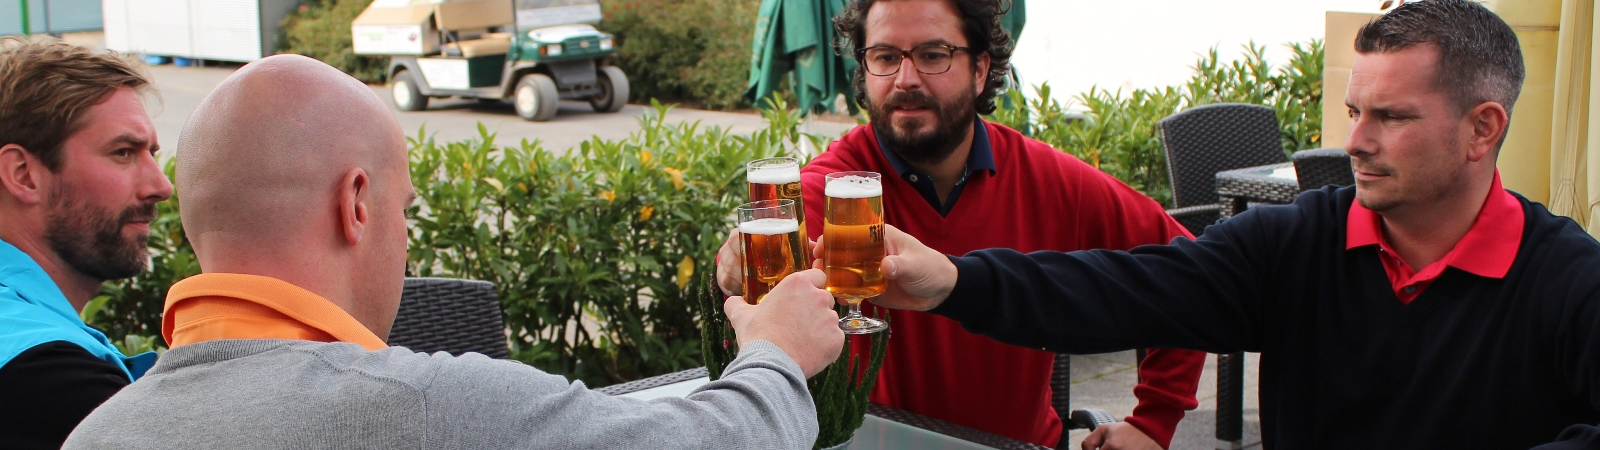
left=178, top=54, right=404, bottom=248
left=176, top=55, right=413, bottom=336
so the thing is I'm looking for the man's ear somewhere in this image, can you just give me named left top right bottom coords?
left=338, top=168, right=371, bottom=245
left=1464, top=101, right=1510, bottom=163
left=973, top=52, right=991, bottom=97
left=0, top=144, right=47, bottom=205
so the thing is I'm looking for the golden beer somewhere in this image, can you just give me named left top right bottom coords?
left=740, top=217, right=805, bottom=304
left=747, top=157, right=811, bottom=263
left=823, top=172, right=889, bottom=334
left=736, top=199, right=804, bottom=305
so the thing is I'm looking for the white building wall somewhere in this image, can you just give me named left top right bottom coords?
left=1009, top=0, right=1385, bottom=107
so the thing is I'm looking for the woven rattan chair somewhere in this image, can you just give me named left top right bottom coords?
left=1159, top=103, right=1288, bottom=235
left=388, top=277, right=509, bottom=359
left=1292, top=147, right=1355, bottom=192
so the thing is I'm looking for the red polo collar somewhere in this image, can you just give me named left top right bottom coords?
left=1345, top=171, right=1523, bottom=304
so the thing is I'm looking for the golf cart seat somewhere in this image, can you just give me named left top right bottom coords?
left=435, top=0, right=514, bottom=57
left=442, top=39, right=511, bottom=57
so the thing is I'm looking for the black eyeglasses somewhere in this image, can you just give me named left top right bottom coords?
left=855, top=44, right=971, bottom=76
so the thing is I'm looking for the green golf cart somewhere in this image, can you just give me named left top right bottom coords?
left=352, top=0, right=628, bottom=121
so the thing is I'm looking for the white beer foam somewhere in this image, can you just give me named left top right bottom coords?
left=739, top=217, right=800, bottom=235
left=748, top=165, right=801, bottom=184
left=825, top=175, right=882, bottom=198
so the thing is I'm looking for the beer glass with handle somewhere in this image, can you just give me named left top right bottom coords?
left=823, top=171, right=889, bottom=334
left=747, top=157, right=811, bottom=263
left=737, top=199, right=805, bottom=305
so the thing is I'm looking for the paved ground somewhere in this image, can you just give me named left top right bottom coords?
left=1063, top=351, right=1262, bottom=450
left=83, top=30, right=1263, bottom=449
left=137, top=62, right=855, bottom=155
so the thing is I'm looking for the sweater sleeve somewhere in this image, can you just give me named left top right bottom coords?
left=930, top=208, right=1277, bottom=355
left=1057, top=158, right=1207, bottom=448
left=0, top=341, right=131, bottom=450
left=423, top=340, right=815, bottom=449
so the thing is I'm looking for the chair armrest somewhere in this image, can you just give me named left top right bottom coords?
left=1166, top=204, right=1221, bottom=236
left=1069, top=408, right=1118, bottom=431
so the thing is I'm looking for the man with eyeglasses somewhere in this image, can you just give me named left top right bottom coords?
left=718, top=0, right=1203, bottom=448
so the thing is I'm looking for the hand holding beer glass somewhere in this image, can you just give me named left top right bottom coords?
left=823, top=171, right=889, bottom=334
left=737, top=199, right=806, bottom=304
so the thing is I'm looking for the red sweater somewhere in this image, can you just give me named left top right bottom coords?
left=800, top=121, right=1205, bottom=447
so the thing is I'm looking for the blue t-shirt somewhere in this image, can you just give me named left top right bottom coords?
left=0, top=240, right=155, bottom=380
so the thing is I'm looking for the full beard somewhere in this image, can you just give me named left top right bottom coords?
left=868, top=88, right=976, bottom=166
left=45, top=190, right=157, bottom=281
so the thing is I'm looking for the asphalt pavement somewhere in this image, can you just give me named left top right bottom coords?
left=137, top=62, right=856, bottom=155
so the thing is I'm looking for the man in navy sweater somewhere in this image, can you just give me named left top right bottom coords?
left=857, top=0, right=1600, bottom=448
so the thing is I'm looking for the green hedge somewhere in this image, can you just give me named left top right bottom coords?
left=603, top=0, right=762, bottom=110
left=90, top=101, right=828, bottom=387
left=407, top=101, right=824, bottom=385
left=279, top=0, right=389, bottom=83
left=988, top=40, right=1324, bottom=206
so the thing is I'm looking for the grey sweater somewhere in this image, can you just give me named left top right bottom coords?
left=63, top=339, right=816, bottom=449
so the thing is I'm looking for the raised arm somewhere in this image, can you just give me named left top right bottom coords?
left=876, top=214, right=1276, bottom=355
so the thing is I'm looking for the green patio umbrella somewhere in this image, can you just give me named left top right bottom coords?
left=745, top=0, right=1026, bottom=116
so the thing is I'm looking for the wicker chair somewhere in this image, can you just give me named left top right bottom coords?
left=1159, top=103, right=1288, bottom=235
left=1292, top=147, right=1355, bottom=192
left=388, top=277, right=509, bottom=359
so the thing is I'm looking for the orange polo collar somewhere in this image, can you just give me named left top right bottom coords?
left=163, top=273, right=387, bottom=351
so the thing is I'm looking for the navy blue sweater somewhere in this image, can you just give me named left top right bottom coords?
left=935, top=186, right=1600, bottom=449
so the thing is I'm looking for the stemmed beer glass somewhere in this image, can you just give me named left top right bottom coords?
left=822, top=171, right=888, bottom=334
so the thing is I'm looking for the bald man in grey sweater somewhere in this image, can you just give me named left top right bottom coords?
left=64, top=54, right=844, bottom=449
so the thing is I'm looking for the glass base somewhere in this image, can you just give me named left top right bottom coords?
left=839, top=315, right=888, bottom=334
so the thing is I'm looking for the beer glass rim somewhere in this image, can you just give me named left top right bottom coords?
left=747, top=157, right=800, bottom=170
left=823, top=171, right=882, bottom=180
left=736, top=198, right=795, bottom=212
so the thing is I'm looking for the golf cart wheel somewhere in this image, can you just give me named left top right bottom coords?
left=514, top=73, right=559, bottom=122
left=589, top=65, right=629, bottom=113
left=391, top=70, right=428, bottom=112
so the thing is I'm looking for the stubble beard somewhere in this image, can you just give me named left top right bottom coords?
left=44, top=186, right=157, bottom=281
left=868, top=87, right=977, bottom=166
left=1354, top=134, right=1464, bottom=213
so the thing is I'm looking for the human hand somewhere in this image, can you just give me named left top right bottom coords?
left=870, top=224, right=957, bottom=311
left=715, top=229, right=744, bottom=296
left=1081, top=423, right=1163, bottom=450
left=724, top=269, right=844, bottom=377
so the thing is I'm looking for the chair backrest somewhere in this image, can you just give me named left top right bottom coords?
left=1291, top=147, right=1355, bottom=192
left=389, top=277, right=509, bottom=359
left=1159, top=103, right=1287, bottom=208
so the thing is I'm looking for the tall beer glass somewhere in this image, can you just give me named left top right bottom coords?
left=738, top=199, right=805, bottom=305
left=747, top=157, right=811, bottom=263
left=823, top=171, right=888, bottom=334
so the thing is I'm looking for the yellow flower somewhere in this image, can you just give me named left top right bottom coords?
left=676, top=256, right=695, bottom=290
left=639, top=204, right=654, bottom=221
left=517, top=182, right=528, bottom=192
left=600, top=190, right=616, bottom=202
left=640, top=149, right=653, bottom=165
left=663, top=167, right=685, bottom=190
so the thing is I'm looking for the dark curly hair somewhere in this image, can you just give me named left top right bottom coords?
left=834, top=0, right=1014, bottom=115
left=1355, top=0, right=1523, bottom=119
